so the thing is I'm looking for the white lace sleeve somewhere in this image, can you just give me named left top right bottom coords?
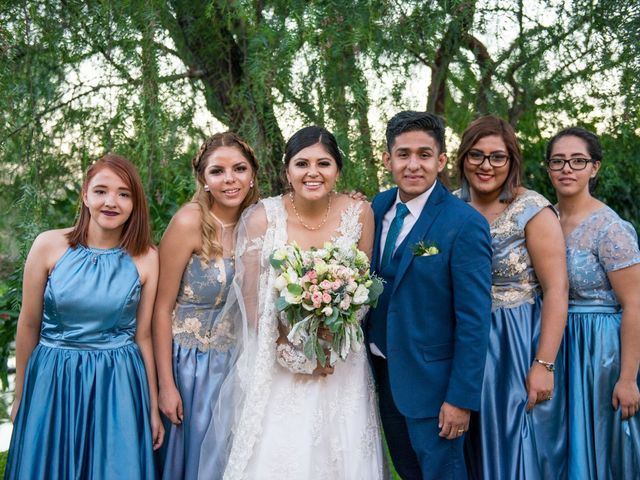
left=275, top=343, right=316, bottom=374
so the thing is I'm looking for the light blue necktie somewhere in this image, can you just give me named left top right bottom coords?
left=381, top=203, right=410, bottom=269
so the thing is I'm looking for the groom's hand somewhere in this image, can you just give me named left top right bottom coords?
left=438, top=402, right=470, bottom=440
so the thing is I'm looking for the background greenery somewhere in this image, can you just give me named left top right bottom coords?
left=1, top=0, right=639, bottom=397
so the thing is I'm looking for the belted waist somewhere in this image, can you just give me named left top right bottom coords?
left=568, top=305, right=620, bottom=314
left=39, top=336, right=136, bottom=350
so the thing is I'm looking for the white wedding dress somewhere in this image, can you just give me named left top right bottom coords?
left=220, top=196, right=386, bottom=480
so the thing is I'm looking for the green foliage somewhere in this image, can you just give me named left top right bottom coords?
left=0, top=0, right=639, bottom=394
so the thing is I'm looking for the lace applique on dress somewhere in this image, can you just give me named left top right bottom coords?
left=172, top=255, right=235, bottom=352
left=331, top=201, right=364, bottom=251
left=566, top=206, right=640, bottom=306
left=490, top=190, right=551, bottom=310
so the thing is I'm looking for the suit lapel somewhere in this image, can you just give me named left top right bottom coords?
left=372, top=188, right=397, bottom=272
left=392, top=181, right=448, bottom=293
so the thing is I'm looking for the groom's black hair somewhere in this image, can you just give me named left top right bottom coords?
left=385, top=111, right=446, bottom=154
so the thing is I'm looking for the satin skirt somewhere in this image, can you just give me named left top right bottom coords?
left=158, top=341, right=233, bottom=480
left=467, top=296, right=567, bottom=480
left=5, top=342, right=156, bottom=480
left=567, top=306, right=640, bottom=480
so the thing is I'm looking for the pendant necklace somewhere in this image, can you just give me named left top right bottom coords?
left=289, top=191, right=332, bottom=231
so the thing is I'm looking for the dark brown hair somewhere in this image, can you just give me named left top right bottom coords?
left=456, top=115, right=522, bottom=203
left=545, top=126, right=602, bottom=193
left=67, top=154, right=152, bottom=256
left=191, top=132, right=260, bottom=259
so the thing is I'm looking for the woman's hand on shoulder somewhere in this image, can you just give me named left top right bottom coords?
left=345, top=190, right=369, bottom=202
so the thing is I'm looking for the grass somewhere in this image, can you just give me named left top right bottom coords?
left=0, top=449, right=7, bottom=476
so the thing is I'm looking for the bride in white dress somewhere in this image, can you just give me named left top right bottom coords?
left=207, top=126, right=386, bottom=479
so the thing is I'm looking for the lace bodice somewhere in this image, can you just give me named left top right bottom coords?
left=566, top=206, right=640, bottom=307
left=488, top=190, right=551, bottom=309
left=171, top=255, right=235, bottom=352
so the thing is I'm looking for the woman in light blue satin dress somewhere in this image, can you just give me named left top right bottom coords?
left=547, top=127, right=640, bottom=480
left=6, top=154, right=162, bottom=479
left=153, top=132, right=259, bottom=479
left=456, top=116, right=568, bottom=479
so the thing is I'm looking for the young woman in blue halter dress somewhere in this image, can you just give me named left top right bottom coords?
left=456, top=116, right=569, bottom=479
left=153, top=132, right=259, bottom=479
left=6, top=154, right=163, bottom=479
left=546, top=127, right=640, bottom=479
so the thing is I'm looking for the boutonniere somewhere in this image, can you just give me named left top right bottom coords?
left=412, top=241, right=440, bottom=257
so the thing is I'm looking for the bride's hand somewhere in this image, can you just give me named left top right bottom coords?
left=318, top=325, right=333, bottom=343
left=313, top=348, right=334, bottom=377
left=344, top=190, right=368, bottom=202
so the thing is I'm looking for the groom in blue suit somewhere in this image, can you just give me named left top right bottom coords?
left=367, top=111, right=492, bottom=479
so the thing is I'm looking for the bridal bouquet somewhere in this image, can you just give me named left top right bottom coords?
left=270, top=242, right=383, bottom=367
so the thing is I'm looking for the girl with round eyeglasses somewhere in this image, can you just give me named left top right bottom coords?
left=546, top=126, right=640, bottom=479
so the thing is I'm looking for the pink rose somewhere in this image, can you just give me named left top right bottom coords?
left=311, top=291, right=323, bottom=308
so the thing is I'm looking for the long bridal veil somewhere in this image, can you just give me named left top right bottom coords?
left=197, top=199, right=286, bottom=480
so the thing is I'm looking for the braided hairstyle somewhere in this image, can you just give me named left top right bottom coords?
left=191, top=132, right=260, bottom=260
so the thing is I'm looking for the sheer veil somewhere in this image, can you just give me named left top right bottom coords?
left=197, top=197, right=287, bottom=479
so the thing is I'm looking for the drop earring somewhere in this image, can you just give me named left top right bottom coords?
left=250, top=180, right=254, bottom=188
left=204, top=185, right=210, bottom=192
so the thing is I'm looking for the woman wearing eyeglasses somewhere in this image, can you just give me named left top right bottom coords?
left=546, top=127, right=640, bottom=479
left=456, top=116, right=568, bottom=479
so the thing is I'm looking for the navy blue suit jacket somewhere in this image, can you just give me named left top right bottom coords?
left=369, top=181, right=492, bottom=418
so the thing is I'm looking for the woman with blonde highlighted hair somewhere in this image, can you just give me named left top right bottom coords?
left=153, top=132, right=259, bottom=479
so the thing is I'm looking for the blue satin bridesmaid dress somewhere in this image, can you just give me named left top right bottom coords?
left=158, top=255, right=235, bottom=479
left=5, top=245, right=156, bottom=479
left=565, top=206, right=640, bottom=480
left=462, top=189, right=567, bottom=479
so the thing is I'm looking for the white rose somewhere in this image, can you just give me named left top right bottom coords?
left=284, top=290, right=302, bottom=305
left=352, top=284, right=369, bottom=305
left=272, top=248, right=288, bottom=261
left=274, top=275, right=288, bottom=292
left=314, top=259, right=328, bottom=276
left=285, top=267, right=299, bottom=284
left=322, top=306, right=333, bottom=316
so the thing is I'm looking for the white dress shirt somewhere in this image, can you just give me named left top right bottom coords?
left=371, top=182, right=437, bottom=358
left=379, top=182, right=436, bottom=261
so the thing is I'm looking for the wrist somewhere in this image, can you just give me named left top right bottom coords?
left=158, top=377, right=177, bottom=390
left=533, top=358, right=555, bottom=372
